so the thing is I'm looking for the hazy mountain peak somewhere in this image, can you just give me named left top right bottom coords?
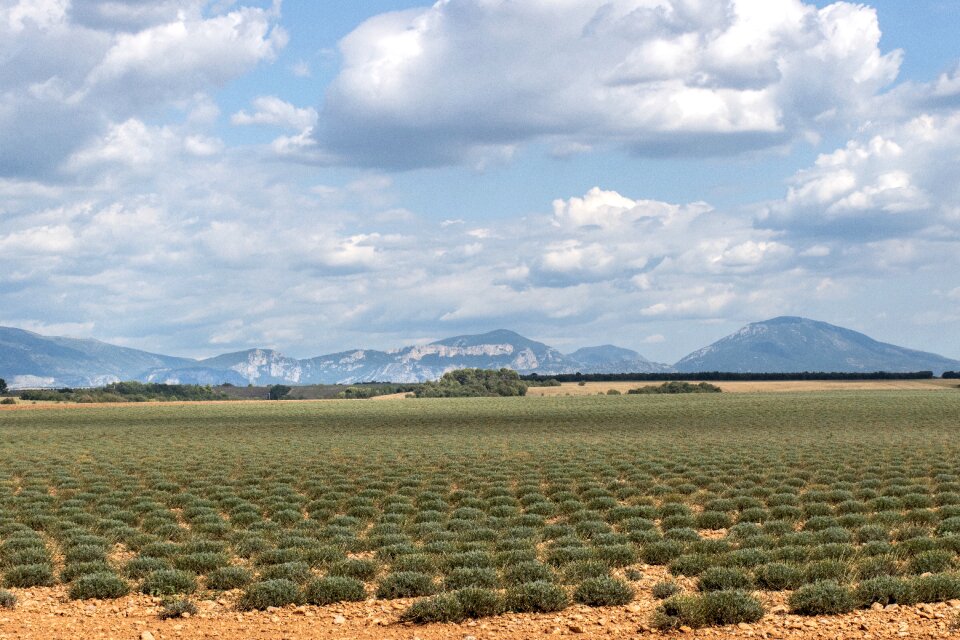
left=676, top=317, right=960, bottom=375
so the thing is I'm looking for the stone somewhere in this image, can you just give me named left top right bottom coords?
left=141, top=632, right=155, bottom=640
left=568, top=624, right=585, bottom=634
left=333, top=615, right=346, bottom=625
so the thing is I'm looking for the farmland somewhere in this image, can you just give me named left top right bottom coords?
left=0, top=392, right=959, bottom=638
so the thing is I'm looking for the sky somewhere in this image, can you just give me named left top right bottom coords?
left=1, top=0, right=959, bottom=363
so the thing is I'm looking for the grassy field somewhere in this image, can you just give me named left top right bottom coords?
left=0, top=392, right=959, bottom=627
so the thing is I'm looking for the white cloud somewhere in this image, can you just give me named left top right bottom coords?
left=0, top=2, right=284, bottom=178
left=232, top=96, right=318, bottom=131
left=315, top=0, right=901, bottom=168
left=762, top=112, right=960, bottom=240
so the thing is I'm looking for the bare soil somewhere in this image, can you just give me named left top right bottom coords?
left=1, top=583, right=958, bottom=640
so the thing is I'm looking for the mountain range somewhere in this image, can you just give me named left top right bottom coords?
left=1, top=317, right=958, bottom=389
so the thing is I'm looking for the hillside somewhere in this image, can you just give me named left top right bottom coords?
left=675, top=317, right=960, bottom=375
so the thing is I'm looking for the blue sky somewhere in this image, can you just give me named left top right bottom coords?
left=1, top=0, right=958, bottom=363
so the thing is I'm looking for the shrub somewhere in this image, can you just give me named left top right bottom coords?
left=652, top=591, right=763, bottom=629
left=652, top=581, right=682, bottom=599
left=237, top=579, right=303, bottom=610
left=158, top=598, right=198, bottom=619
left=4, top=563, right=55, bottom=588
left=669, top=554, right=712, bottom=577
left=562, top=560, right=610, bottom=584
left=698, top=567, right=754, bottom=592
left=0, top=589, right=15, bottom=609
left=573, top=577, right=633, bottom=606
left=503, top=561, right=555, bottom=585
left=454, top=587, right=505, bottom=618
left=260, top=561, right=312, bottom=584
left=125, top=556, right=171, bottom=579
left=696, top=511, right=732, bottom=530
left=61, top=561, right=113, bottom=582
left=907, top=550, right=955, bottom=575
left=400, top=594, right=465, bottom=623
left=911, top=574, right=960, bottom=603
left=444, top=567, right=498, bottom=590
left=174, top=552, right=230, bottom=574
left=64, top=544, right=107, bottom=564
left=68, top=572, right=129, bottom=600
left=594, top=544, right=637, bottom=567
left=505, top=581, right=570, bottom=613
left=854, top=577, right=916, bottom=607
left=789, top=581, right=856, bottom=615
left=328, top=558, right=378, bottom=581
left=141, top=569, right=197, bottom=596
left=755, top=563, right=804, bottom=590
left=205, top=566, right=252, bottom=591
left=375, top=572, right=436, bottom=599
left=304, top=576, right=366, bottom=605
left=804, top=560, right=853, bottom=584
left=642, top=540, right=684, bottom=565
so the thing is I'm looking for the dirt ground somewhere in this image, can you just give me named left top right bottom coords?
left=0, top=581, right=957, bottom=640
left=526, top=379, right=959, bottom=397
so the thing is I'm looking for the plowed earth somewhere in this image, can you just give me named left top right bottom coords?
left=1, top=582, right=958, bottom=640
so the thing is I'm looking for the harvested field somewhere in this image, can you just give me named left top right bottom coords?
left=0, top=393, right=959, bottom=638
left=527, top=379, right=959, bottom=396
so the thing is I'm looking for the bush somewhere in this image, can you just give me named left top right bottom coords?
left=698, top=567, right=754, bottom=592
left=141, top=569, right=197, bottom=596
left=573, top=577, right=633, bottom=606
left=911, top=574, right=960, bottom=603
left=61, top=561, right=113, bottom=582
left=125, top=556, right=171, bottom=579
left=453, top=587, right=505, bottom=618
left=854, top=577, right=916, bottom=607
left=652, top=591, right=764, bottom=629
left=505, top=581, right=570, bottom=613
left=68, top=572, right=129, bottom=600
left=4, top=563, right=55, bottom=588
left=789, top=581, right=856, bottom=615
left=907, top=550, right=955, bottom=575
left=304, top=577, right=366, bottom=605
left=329, top=558, right=378, bottom=581
left=205, top=566, right=252, bottom=591
left=0, top=589, right=16, bottom=609
left=652, top=581, right=682, bottom=599
left=237, top=579, right=303, bottom=610
left=642, top=540, right=684, bottom=565
left=260, top=561, right=312, bottom=584
left=503, top=561, right=555, bottom=585
left=444, top=567, right=498, bottom=590
left=755, top=563, right=804, bottom=590
left=562, top=560, right=609, bottom=584
left=400, top=594, right=465, bottom=623
left=375, top=572, right=436, bottom=599
left=173, top=552, right=230, bottom=574
left=159, top=598, right=198, bottom=620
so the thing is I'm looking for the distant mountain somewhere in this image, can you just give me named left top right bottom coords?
left=567, top=345, right=672, bottom=374
left=0, top=326, right=664, bottom=387
left=675, top=317, right=960, bottom=375
left=0, top=326, right=194, bottom=388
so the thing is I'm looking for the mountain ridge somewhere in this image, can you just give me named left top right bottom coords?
left=675, top=316, right=960, bottom=375
left=1, top=318, right=957, bottom=388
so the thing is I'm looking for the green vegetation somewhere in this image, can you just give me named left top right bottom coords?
left=628, top=381, right=722, bottom=394
left=0, top=392, right=959, bottom=628
left=0, top=378, right=7, bottom=395
left=19, top=382, right=227, bottom=403
left=414, top=368, right=528, bottom=397
left=159, top=598, right=198, bottom=620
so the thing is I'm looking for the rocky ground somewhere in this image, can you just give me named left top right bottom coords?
left=0, top=586, right=957, bottom=640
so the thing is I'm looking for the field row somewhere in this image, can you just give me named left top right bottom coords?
left=0, top=392, right=958, bottom=628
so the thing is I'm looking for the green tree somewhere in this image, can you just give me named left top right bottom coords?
left=268, top=385, right=292, bottom=400
left=0, top=378, right=7, bottom=395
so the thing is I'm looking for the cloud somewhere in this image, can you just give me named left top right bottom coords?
left=761, top=111, right=960, bottom=241
left=314, top=0, right=901, bottom=168
left=0, top=1, right=284, bottom=179
left=232, top=96, right=318, bottom=130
